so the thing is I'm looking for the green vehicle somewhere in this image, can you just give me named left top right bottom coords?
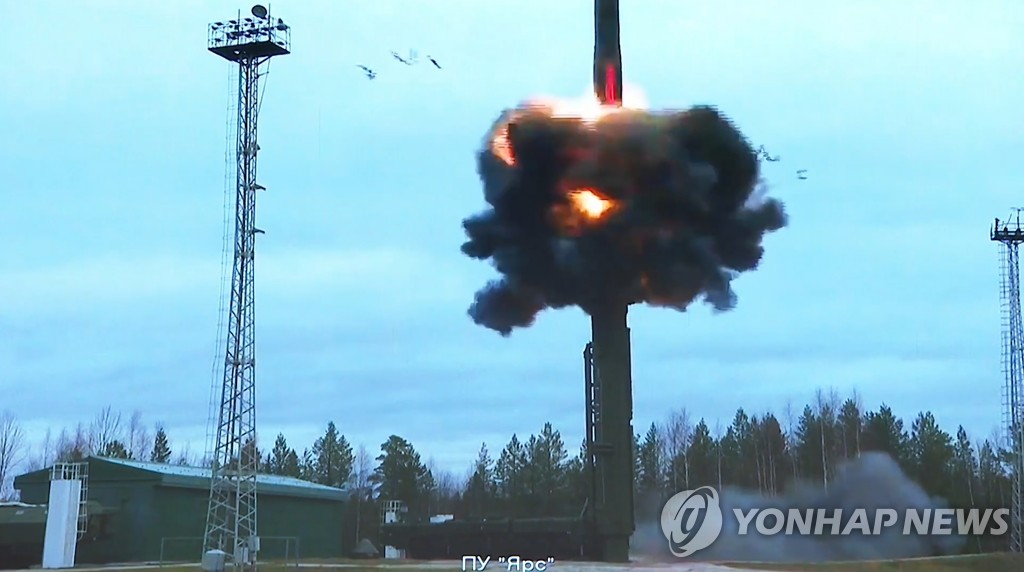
left=0, top=501, right=115, bottom=570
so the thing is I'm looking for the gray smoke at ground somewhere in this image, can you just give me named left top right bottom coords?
left=631, top=452, right=966, bottom=563
left=461, top=102, right=787, bottom=335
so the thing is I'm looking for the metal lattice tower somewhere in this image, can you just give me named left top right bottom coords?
left=204, top=6, right=290, bottom=569
left=992, top=209, right=1024, bottom=553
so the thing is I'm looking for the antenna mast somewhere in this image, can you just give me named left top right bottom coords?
left=204, top=5, right=290, bottom=570
left=992, top=209, right=1024, bottom=553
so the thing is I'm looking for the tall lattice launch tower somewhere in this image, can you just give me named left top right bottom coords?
left=204, top=5, right=290, bottom=569
left=992, top=209, right=1024, bottom=553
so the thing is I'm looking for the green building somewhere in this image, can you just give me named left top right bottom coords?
left=13, top=456, right=349, bottom=565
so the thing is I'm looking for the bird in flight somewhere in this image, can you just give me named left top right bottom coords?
left=391, top=50, right=417, bottom=65
left=356, top=65, right=376, bottom=79
left=427, top=55, right=441, bottom=69
left=796, top=169, right=808, bottom=180
left=755, top=145, right=780, bottom=162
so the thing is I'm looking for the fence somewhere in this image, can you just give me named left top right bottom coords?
left=159, top=537, right=203, bottom=566
left=159, top=536, right=300, bottom=567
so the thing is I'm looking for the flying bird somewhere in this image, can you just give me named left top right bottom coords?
left=427, top=55, right=441, bottom=69
left=756, top=145, right=780, bottom=162
left=391, top=50, right=417, bottom=65
left=356, top=65, right=376, bottom=79
left=796, top=169, right=808, bottom=180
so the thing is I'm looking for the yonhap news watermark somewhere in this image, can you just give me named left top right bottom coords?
left=659, top=486, right=1011, bottom=558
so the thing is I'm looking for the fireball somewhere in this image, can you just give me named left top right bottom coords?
left=568, top=188, right=613, bottom=219
left=489, top=84, right=648, bottom=169
left=464, top=85, right=788, bottom=334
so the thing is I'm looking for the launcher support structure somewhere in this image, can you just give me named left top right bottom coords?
left=204, top=6, right=290, bottom=570
left=992, top=211, right=1024, bottom=553
left=583, top=0, right=635, bottom=563
left=584, top=307, right=634, bottom=563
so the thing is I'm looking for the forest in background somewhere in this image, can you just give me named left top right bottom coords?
left=0, top=388, right=1016, bottom=553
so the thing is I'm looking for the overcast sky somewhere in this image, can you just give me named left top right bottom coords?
left=3, top=0, right=1024, bottom=478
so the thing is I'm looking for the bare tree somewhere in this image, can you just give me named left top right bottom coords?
left=353, top=444, right=373, bottom=542
left=846, top=389, right=864, bottom=458
left=89, top=406, right=123, bottom=453
left=0, top=411, right=26, bottom=500
left=55, top=423, right=91, bottom=462
left=424, top=458, right=460, bottom=516
left=988, top=428, right=1008, bottom=509
left=355, top=445, right=372, bottom=492
left=813, top=388, right=841, bottom=489
left=175, top=443, right=194, bottom=466
left=661, top=408, right=692, bottom=492
left=435, top=468, right=461, bottom=500
left=125, top=411, right=151, bottom=460
left=28, top=428, right=55, bottom=471
left=782, top=400, right=799, bottom=480
left=713, top=419, right=724, bottom=491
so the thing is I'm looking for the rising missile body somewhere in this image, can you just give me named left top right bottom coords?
left=593, top=0, right=623, bottom=105
left=586, top=0, right=635, bottom=563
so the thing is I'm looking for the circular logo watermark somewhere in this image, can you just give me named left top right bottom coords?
left=660, top=486, right=724, bottom=557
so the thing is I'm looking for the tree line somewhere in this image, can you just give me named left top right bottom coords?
left=0, top=390, right=1018, bottom=553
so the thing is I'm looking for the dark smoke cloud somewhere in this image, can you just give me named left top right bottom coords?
left=632, top=453, right=966, bottom=563
left=461, top=103, right=787, bottom=335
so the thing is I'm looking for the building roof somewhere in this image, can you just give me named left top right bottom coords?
left=98, top=457, right=348, bottom=501
left=14, top=457, right=348, bottom=502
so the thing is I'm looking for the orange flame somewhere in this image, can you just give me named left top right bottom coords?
left=490, top=85, right=647, bottom=167
left=490, top=124, right=515, bottom=165
left=568, top=188, right=613, bottom=220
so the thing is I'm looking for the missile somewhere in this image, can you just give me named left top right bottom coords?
left=588, top=1, right=633, bottom=562
left=593, top=0, right=622, bottom=106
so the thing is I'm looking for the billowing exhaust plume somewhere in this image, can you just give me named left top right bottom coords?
left=632, top=453, right=967, bottom=562
left=461, top=99, right=787, bottom=334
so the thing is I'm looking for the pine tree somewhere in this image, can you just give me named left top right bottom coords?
left=717, top=425, right=740, bottom=487
left=838, top=397, right=863, bottom=459
left=494, top=434, right=528, bottom=516
left=861, top=404, right=910, bottom=468
left=637, top=423, right=663, bottom=496
left=685, top=420, right=716, bottom=489
left=464, top=443, right=495, bottom=518
left=299, top=449, right=315, bottom=481
left=563, top=439, right=589, bottom=514
left=725, top=409, right=756, bottom=489
left=269, top=433, right=291, bottom=475
left=282, top=449, right=301, bottom=477
left=150, top=427, right=172, bottom=463
left=521, top=434, right=542, bottom=515
left=528, top=423, right=569, bottom=517
left=757, top=413, right=787, bottom=494
left=238, top=437, right=261, bottom=471
left=101, top=440, right=130, bottom=459
left=908, top=411, right=955, bottom=500
left=311, top=422, right=355, bottom=487
left=953, top=426, right=978, bottom=508
left=794, top=406, right=824, bottom=484
left=371, top=435, right=431, bottom=519
left=976, top=438, right=1006, bottom=509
